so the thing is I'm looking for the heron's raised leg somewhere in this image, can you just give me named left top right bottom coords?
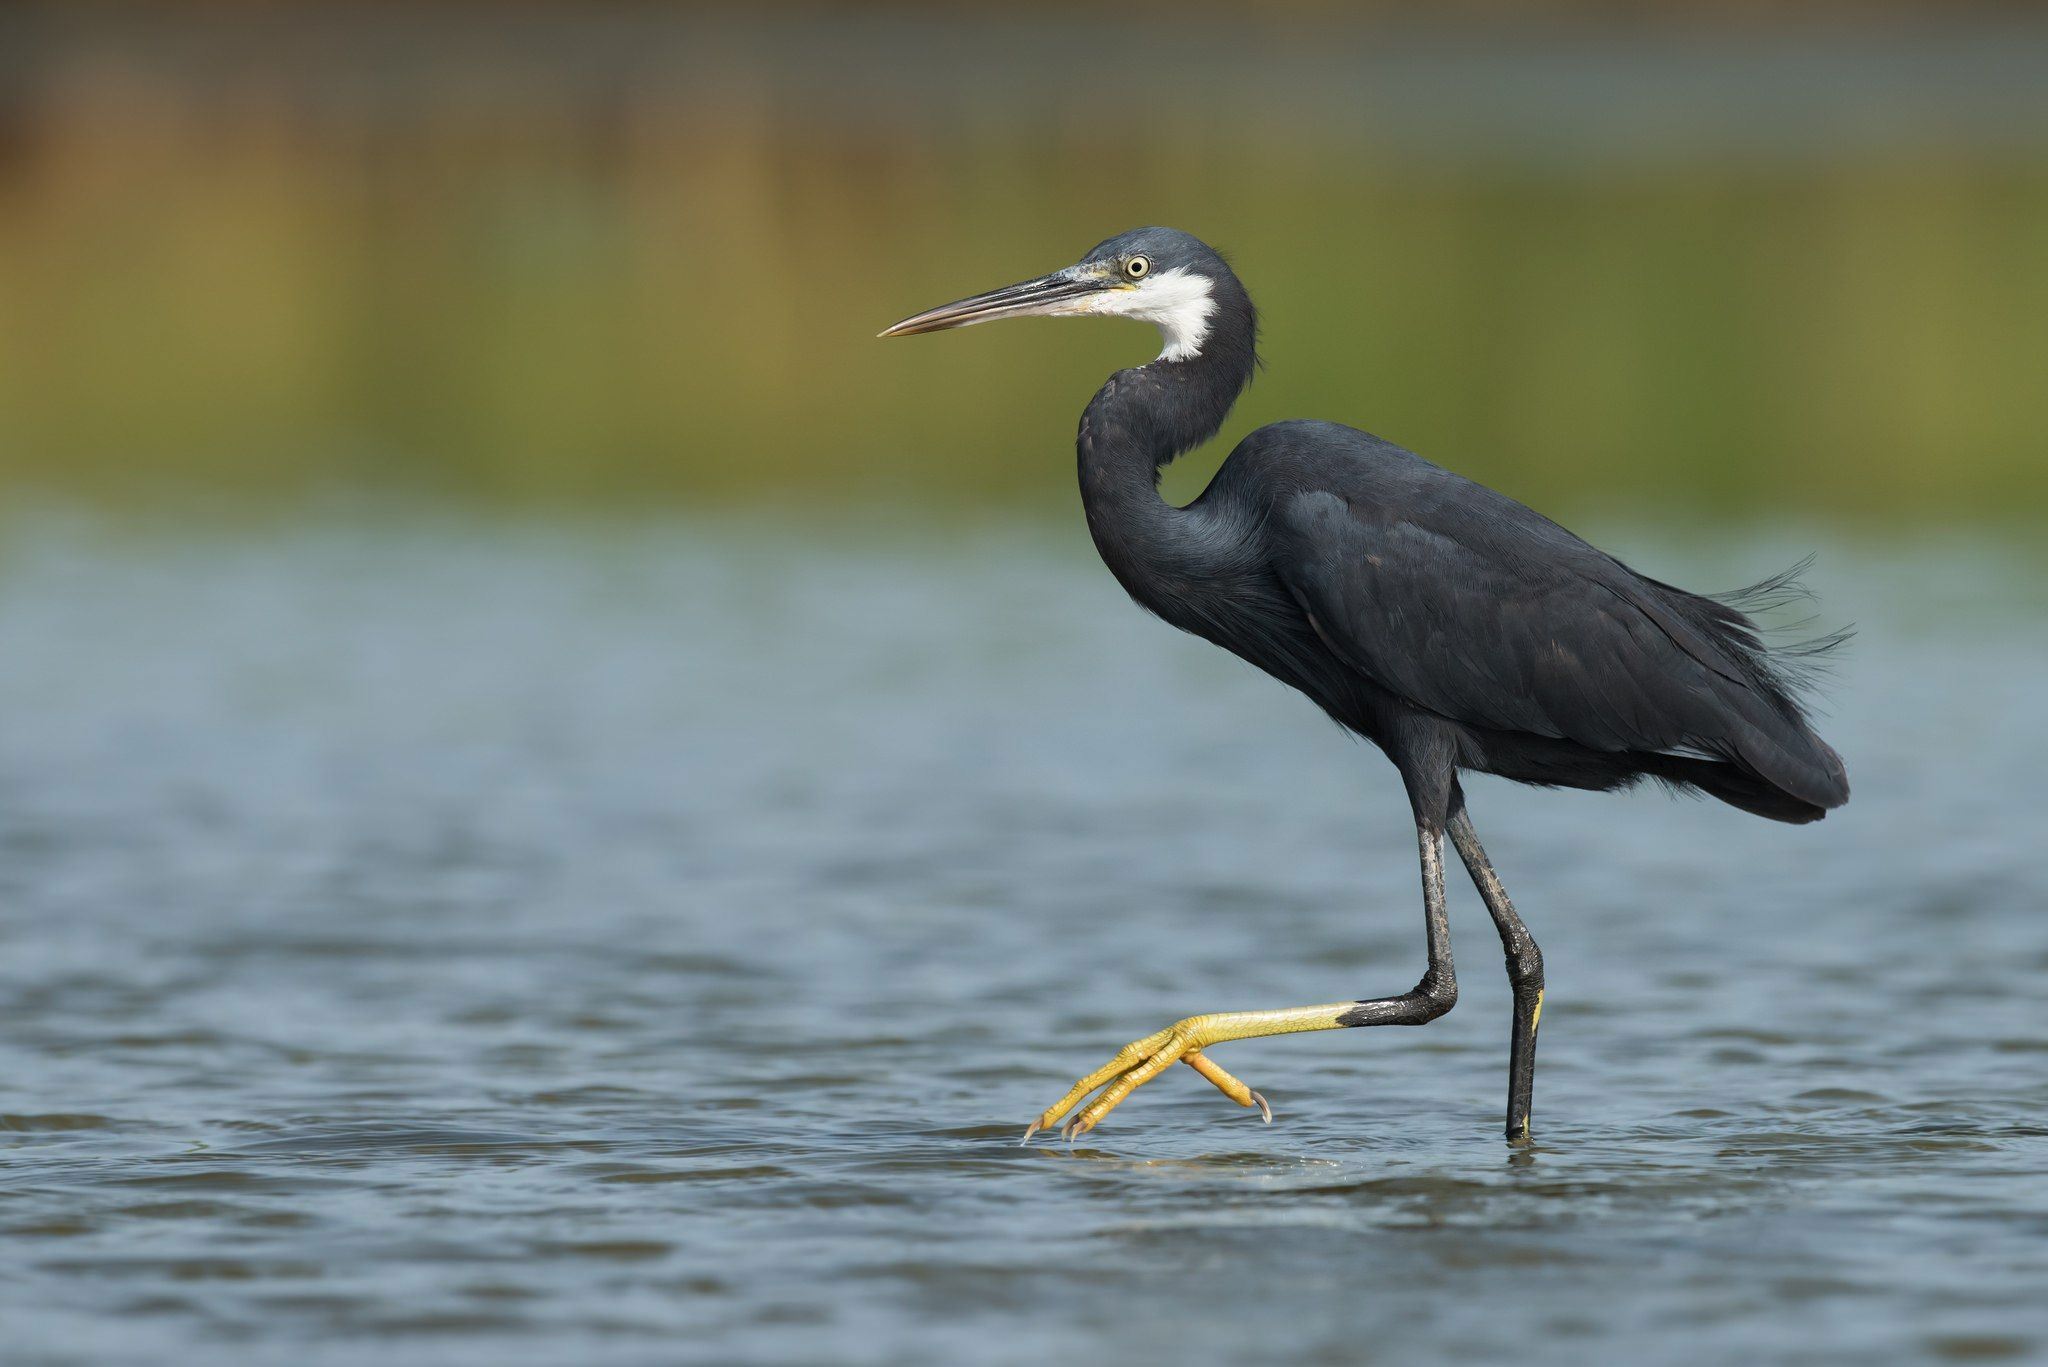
left=1022, top=825, right=1458, bottom=1143
left=1447, top=785, right=1544, bottom=1142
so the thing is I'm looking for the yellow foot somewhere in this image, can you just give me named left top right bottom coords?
left=1184, top=1050, right=1273, bottom=1124
left=1019, top=1003, right=1357, bottom=1144
left=1019, top=1031, right=1269, bottom=1145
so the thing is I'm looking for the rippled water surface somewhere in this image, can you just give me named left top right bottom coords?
left=2, top=514, right=2045, bottom=1364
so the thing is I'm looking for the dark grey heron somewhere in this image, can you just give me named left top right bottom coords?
left=881, top=227, right=1848, bottom=1144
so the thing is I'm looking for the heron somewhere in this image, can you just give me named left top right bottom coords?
left=881, top=227, right=1848, bottom=1144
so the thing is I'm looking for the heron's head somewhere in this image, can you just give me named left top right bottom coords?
left=880, top=227, right=1247, bottom=364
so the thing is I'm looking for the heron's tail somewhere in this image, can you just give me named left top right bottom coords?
left=1636, top=558, right=1852, bottom=817
left=1645, top=753, right=1837, bottom=825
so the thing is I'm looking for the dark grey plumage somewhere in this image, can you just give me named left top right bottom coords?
left=1072, top=228, right=1848, bottom=828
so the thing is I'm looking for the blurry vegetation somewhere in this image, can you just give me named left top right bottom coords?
left=1, top=7, right=2045, bottom=520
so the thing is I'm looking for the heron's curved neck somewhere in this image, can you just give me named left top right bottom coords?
left=1075, top=317, right=1257, bottom=566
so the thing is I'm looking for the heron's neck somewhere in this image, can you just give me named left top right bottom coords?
left=1076, top=332, right=1256, bottom=557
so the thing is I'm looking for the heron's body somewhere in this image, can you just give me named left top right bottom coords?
left=884, top=227, right=1848, bottom=1142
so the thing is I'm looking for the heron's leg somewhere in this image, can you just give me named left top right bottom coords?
left=1023, top=826, right=1458, bottom=1143
left=1447, top=785, right=1544, bottom=1142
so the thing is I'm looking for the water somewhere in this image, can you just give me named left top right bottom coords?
left=1, top=513, right=2045, bottom=1364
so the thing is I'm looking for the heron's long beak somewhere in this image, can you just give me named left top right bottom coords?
left=879, top=266, right=1116, bottom=338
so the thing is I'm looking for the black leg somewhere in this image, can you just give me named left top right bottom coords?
left=1337, top=824, right=1459, bottom=1028
left=1447, top=785, right=1544, bottom=1142
left=1025, top=823, right=1460, bottom=1141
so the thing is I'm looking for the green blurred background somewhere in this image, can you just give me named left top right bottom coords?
left=2, top=4, right=2045, bottom=522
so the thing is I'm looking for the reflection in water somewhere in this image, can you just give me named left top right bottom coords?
left=0, top=514, right=2043, bottom=1362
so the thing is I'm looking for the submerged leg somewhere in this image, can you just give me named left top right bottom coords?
left=1447, top=784, right=1545, bottom=1142
left=1023, top=825, right=1458, bottom=1143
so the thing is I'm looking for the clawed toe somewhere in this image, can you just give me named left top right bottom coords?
left=1020, top=1016, right=1287, bottom=1144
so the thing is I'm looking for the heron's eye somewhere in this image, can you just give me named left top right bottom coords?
left=1124, top=255, right=1150, bottom=281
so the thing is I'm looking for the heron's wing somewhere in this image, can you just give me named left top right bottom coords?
left=1270, top=481, right=1819, bottom=770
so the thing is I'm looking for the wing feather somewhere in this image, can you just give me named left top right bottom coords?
left=1272, top=485, right=1823, bottom=778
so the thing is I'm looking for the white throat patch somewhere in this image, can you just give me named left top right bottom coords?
left=1047, top=266, right=1216, bottom=362
left=1118, top=267, right=1216, bottom=362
